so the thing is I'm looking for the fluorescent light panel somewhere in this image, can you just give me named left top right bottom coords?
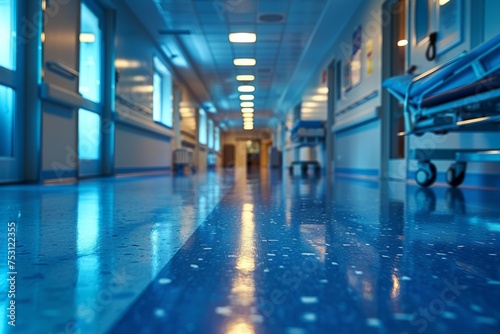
left=234, top=58, right=256, bottom=66
left=240, top=95, right=255, bottom=101
left=229, top=33, right=257, bottom=43
left=241, top=102, right=254, bottom=108
left=236, top=75, right=255, bottom=81
left=397, top=39, right=408, bottom=47
left=238, top=85, right=255, bottom=93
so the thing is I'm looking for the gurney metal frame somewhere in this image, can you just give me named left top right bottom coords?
left=288, top=120, right=324, bottom=177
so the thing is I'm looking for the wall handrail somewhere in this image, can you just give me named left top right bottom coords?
left=45, top=61, right=79, bottom=80
left=335, top=90, right=379, bottom=117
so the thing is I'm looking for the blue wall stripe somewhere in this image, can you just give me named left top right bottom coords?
left=42, top=169, right=77, bottom=180
left=115, top=166, right=171, bottom=174
left=335, top=168, right=379, bottom=177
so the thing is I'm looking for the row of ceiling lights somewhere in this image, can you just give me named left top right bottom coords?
left=229, top=33, right=257, bottom=130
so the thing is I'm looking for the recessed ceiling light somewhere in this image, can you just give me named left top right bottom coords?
left=236, top=75, right=255, bottom=82
left=311, top=95, right=328, bottom=102
left=234, top=58, right=256, bottom=66
left=229, top=33, right=257, bottom=43
left=397, top=39, right=408, bottom=47
left=238, top=85, right=255, bottom=93
left=302, top=102, right=319, bottom=108
left=241, top=108, right=254, bottom=113
left=317, top=87, right=329, bottom=94
left=240, top=95, right=255, bottom=101
left=241, top=102, right=254, bottom=108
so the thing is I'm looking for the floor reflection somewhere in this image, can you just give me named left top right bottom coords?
left=1, top=170, right=499, bottom=333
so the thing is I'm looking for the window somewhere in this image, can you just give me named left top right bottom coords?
left=79, top=3, right=102, bottom=103
left=0, top=85, right=15, bottom=157
left=78, top=109, right=101, bottom=160
left=153, top=72, right=162, bottom=122
left=198, top=108, right=207, bottom=145
left=0, top=0, right=16, bottom=70
left=208, top=119, right=214, bottom=149
left=153, top=57, right=173, bottom=127
left=214, top=127, right=220, bottom=152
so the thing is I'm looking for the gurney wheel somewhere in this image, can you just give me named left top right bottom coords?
left=415, top=162, right=437, bottom=188
left=446, top=162, right=466, bottom=188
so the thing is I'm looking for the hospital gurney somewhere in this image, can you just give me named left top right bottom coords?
left=289, top=120, right=325, bottom=176
left=383, top=33, right=500, bottom=187
left=290, top=120, right=325, bottom=145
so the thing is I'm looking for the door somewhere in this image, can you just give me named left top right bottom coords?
left=382, top=0, right=407, bottom=180
left=0, top=0, right=22, bottom=183
left=41, top=0, right=104, bottom=180
left=41, top=0, right=81, bottom=181
left=223, top=144, right=235, bottom=168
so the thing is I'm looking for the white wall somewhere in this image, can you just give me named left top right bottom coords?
left=115, top=123, right=172, bottom=172
left=327, top=0, right=384, bottom=176
left=113, top=0, right=174, bottom=174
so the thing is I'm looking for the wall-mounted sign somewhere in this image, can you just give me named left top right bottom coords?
left=436, top=0, right=463, bottom=55
left=366, top=39, right=373, bottom=76
left=350, top=25, right=362, bottom=88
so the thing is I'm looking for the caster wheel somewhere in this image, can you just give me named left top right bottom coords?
left=446, top=162, right=466, bottom=188
left=415, top=162, right=437, bottom=187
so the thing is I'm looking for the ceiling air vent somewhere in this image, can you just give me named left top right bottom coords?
left=258, top=13, right=286, bottom=24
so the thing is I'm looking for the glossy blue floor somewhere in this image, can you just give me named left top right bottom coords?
left=1, top=170, right=499, bottom=333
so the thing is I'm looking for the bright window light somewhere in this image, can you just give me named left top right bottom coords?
left=241, top=108, right=254, bottom=113
left=241, top=102, right=254, bottom=108
left=302, top=102, right=319, bottom=108
left=240, top=95, right=254, bottom=101
left=244, top=126, right=254, bottom=130
left=229, top=33, right=257, bottom=43
left=397, top=39, right=408, bottom=47
left=242, top=113, right=253, bottom=118
left=236, top=75, right=255, bottom=81
left=439, top=0, right=450, bottom=5
left=198, top=109, right=207, bottom=145
left=238, top=85, right=255, bottom=93
left=234, top=58, right=256, bottom=66
left=0, top=0, right=16, bottom=70
left=79, top=4, right=102, bottom=103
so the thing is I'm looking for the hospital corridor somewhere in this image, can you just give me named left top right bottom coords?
left=0, top=0, right=499, bottom=333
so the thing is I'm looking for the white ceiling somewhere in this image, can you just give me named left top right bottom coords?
left=122, top=0, right=364, bottom=129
